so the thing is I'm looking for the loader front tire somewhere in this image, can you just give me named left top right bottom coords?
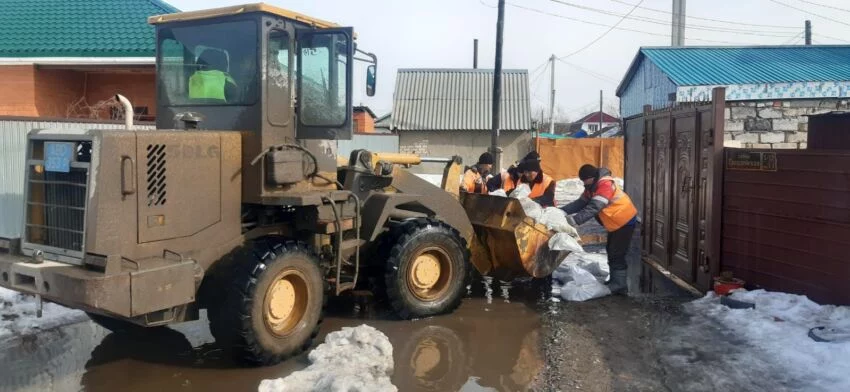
left=208, top=238, right=325, bottom=366
left=385, top=218, right=469, bottom=319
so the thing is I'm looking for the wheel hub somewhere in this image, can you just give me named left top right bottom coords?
left=263, top=271, right=308, bottom=337
left=268, top=279, right=296, bottom=321
left=411, top=254, right=441, bottom=289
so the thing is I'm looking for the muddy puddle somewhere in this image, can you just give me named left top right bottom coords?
left=0, top=277, right=550, bottom=392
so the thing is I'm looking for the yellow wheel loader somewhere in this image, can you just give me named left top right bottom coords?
left=0, top=3, right=561, bottom=366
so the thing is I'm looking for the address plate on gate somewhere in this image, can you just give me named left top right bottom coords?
left=726, top=151, right=777, bottom=172
left=44, top=142, right=75, bottom=173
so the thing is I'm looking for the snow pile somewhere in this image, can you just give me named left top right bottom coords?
left=551, top=252, right=611, bottom=302
left=0, top=287, right=85, bottom=340
left=258, top=325, right=397, bottom=392
left=688, top=290, right=850, bottom=391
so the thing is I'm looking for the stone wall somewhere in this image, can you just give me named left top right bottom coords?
left=724, top=99, right=850, bottom=149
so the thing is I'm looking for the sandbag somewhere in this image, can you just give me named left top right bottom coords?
left=559, top=264, right=611, bottom=302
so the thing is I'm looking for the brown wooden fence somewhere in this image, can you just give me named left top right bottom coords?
left=722, top=149, right=850, bottom=305
left=536, top=137, right=624, bottom=180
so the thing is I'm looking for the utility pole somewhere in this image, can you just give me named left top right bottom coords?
left=473, top=39, right=479, bottom=68
left=671, top=0, right=686, bottom=47
left=490, top=0, right=505, bottom=171
left=599, top=90, right=603, bottom=134
left=805, top=20, right=812, bottom=45
left=548, top=54, right=556, bottom=134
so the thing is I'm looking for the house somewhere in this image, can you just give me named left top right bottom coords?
left=573, top=111, right=620, bottom=134
left=616, top=46, right=850, bottom=149
left=0, top=0, right=179, bottom=120
left=353, top=106, right=377, bottom=133
left=390, top=68, right=534, bottom=173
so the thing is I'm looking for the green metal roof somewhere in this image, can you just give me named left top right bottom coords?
left=0, top=0, right=179, bottom=58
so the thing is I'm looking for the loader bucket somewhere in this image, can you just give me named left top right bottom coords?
left=460, top=193, right=564, bottom=280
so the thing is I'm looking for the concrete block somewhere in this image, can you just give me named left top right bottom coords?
left=757, top=102, right=769, bottom=108
left=782, top=101, right=791, bottom=107
left=733, top=132, right=760, bottom=143
left=750, top=143, right=771, bottom=149
left=789, top=99, right=823, bottom=108
left=783, top=108, right=809, bottom=117
left=732, top=107, right=757, bottom=119
left=724, top=107, right=731, bottom=120
left=772, top=118, right=799, bottom=131
left=745, top=118, right=771, bottom=132
left=725, top=119, right=745, bottom=132
left=760, top=132, right=785, bottom=144
left=800, top=143, right=807, bottom=149
left=819, top=100, right=839, bottom=109
left=758, top=108, right=783, bottom=119
left=786, top=131, right=808, bottom=143
left=772, top=142, right=799, bottom=149
left=724, top=140, right=743, bottom=148
left=724, top=132, right=736, bottom=141
left=798, top=122, right=808, bottom=132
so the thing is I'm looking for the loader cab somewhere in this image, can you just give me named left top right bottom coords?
left=149, top=4, right=375, bottom=202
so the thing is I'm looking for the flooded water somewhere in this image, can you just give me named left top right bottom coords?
left=0, top=277, right=548, bottom=392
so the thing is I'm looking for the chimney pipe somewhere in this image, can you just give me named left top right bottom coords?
left=115, top=94, right=134, bottom=130
left=473, top=39, right=479, bottom=69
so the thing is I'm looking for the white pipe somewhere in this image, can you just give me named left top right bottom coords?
left=115, top=94, right=134, bottom=130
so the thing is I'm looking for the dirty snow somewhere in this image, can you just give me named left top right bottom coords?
left=686, top=290, right=850, bottom=391
left=259, top=325, right=396, bottom=392
left=0, top=287, right=86, bottom=340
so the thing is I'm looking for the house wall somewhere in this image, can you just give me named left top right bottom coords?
left=619, top=59, right=677, bottom=118
left=0, top=65, right=155, bottom=118
left=85, top=72, right=157, bottom=118
left=352, top=111, right=375, bottom=133
left=398, top=130, right=533, bottom=174
left=581, top=121, right=618, bottom=132
left=724, top=99, right=850, bottom=149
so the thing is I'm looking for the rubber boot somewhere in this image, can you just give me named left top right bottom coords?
left=607, top=269, right=628, bottom=295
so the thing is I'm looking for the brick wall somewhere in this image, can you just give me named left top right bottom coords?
left=352, top=111, right=375, bottom=133
left=85, top=72, right=156, bottom=118
left=0, top=66, right=36, bottom=116
left=0, top=65, right=155, bottom=118
left=724, top=99, right=850, bottom=149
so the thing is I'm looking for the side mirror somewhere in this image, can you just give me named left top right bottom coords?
left=366, top=65, right=377, bottom=97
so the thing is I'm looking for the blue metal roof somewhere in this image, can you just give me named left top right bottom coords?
left=616, top=46, right=850, bottom=96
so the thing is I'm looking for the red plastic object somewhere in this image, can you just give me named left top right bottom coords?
left=713, top=277, right=745, bottom=295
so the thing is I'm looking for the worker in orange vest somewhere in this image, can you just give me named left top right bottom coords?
left=487, top=161, right=520, bottom=193
left=461, top=152, right=494, bottom=194
left=517, top=152, right=556, bottom=207
left=561, top=164, right=638, bottom=294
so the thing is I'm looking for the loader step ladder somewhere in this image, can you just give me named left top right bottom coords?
left=322, top=193, right=361, bottom=295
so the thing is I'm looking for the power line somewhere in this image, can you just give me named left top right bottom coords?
left=767, top=0, right=850, bottom=28
left=782, top=31, right=804, bottom=45
left=815, top=33, right=850, bottom=44
left=558, top=59, right=620, bottom=84
left=547, top=0, right=799, bottom=37
left=792, top=0, right=850, bottom=13
left=556, top=0, right=645, bottom=60
left=501, top=1, right=761, bottom=45
left=608, top=0, right=800, bottom=30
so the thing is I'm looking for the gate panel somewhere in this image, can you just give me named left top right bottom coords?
left=648, top=116, right=672, bottom=266
left=670, top=113, right=697, bottom=280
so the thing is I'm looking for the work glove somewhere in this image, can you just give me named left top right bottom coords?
left=565, top=214, right=577, bottom=228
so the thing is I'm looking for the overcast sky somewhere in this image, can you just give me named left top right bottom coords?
left=168, top=0, right=850, bottom=121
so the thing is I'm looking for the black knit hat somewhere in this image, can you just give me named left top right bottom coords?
left=578, top=164, right=599, bottom=180
left=518, top=158, right=541, bottom=173
left=477, top=152, right=495, bottom=165
left=522, top=151, right=541, bottom=163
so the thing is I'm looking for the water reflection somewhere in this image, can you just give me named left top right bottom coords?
left=0, top=277, right=546, bottom=392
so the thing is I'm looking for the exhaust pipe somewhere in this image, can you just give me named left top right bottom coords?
left=115, top=94, right=134, bottom=130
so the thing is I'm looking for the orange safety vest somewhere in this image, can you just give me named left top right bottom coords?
left=501, top=171, right=517, bottom=192
left=597, top=176, right=638, bottom=232
left=462, top=169, right=488, bottom=194
left=528, top=173, right=554, bottom=200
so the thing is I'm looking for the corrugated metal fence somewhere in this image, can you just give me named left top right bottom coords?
left=0, top=118, right=154, bottom=239
left=337, top=132, right=399, bottom=158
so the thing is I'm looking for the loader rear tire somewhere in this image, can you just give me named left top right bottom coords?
left=208, top=238, right=325, bottom=366
left=385, top=218, right=469, bottom=319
